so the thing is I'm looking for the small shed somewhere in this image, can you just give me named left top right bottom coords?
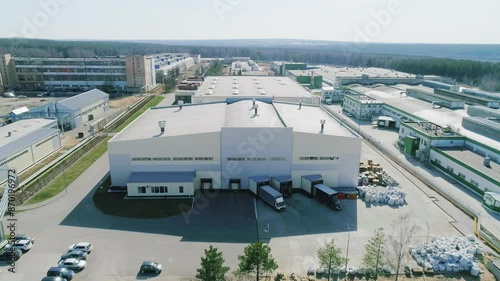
left=482, top=192, right=500, bottom=212
left=377, top=116, right=396, bottom=128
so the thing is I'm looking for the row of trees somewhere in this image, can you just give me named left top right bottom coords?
left=161, top=67, right=181, bottom=93
left=196, top=213, right=418, bottom=281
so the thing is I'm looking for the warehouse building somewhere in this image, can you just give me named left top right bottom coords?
left=175, top=76, right=320, bottom=105
left=314, top=66, right=421, bottom=87
left=108, top=100, right=362, bottom=197
left=434, top=89, right=499, bottom=109
left=398, top=121, right=500, bottom=195
left=0, top=119, right=61, bottom=175
left=29, top=89, right=109, bottom=129
left=406, top=88, right=465, bottom=109
left=271, top=62, right=307, bottom=76
left=321, top=87, right=348, bottom=103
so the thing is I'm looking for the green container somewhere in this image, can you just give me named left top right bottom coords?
left=404, top=136, right=419, bottom=156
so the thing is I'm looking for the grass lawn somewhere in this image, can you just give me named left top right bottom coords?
left=26, top=137, right=111, bottom=205
left=93, top=177, right=192, bottom=218
left=113, top=95, right=164, bottom=132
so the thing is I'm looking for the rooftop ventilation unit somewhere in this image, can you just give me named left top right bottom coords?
left=232, top=90, right=239, bottom=95
left=259, top=90, right=266, bottom=95
left=206, top=90, right=212, bottom=95
left=233, top=81, right=238, bottom=84
left=233, top=85, right=239, bottom=89
left=209, top=85, right=215, bottom=89
left=320, top=119, right=326, bottom=134
left=254, top=103, right=259, bottom=116
left=233, top=78, right=238, bottom=81
left=6, top=131, right=12, bottom=137
left=211, top=81, right=217, bottom=85
left=178, top=100, right=184, bottom=110
left=158, top=121, right=166, bottom=134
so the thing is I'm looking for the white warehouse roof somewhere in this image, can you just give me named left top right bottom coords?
left=58, top=89, right=109, bottom=110
left=0, top=119, right=57, bottom=146
left=111, top=100, right=358, bottom=143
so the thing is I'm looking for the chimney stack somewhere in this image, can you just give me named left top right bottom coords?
left=158, top=121, right=166, bottom=134
left=320, top=119, right=326, bottom=134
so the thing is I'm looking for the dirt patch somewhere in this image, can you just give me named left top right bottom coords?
left=61, top=134, right=81, bottom=148
left=109, top=95, right=142, bottom=108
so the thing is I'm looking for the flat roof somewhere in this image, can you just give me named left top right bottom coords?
left=274, top=103, right=356, bottom=137
left=314, top=66, right=416, bottom=81
left=58, top=89, right=108, bottom=110
left=272, top=175, right=292, bottom=182
left=439, top=148, right=500, bottom=182
left=407, top=88, right=464, bottom=102
left=354, top=85, right=500, bottom=149
left=288, top=70, right=316, bottom=76
left=128, top=171, right=195, bottom=183
left=345, top=94, right=383, bottom=103
left=224, top=101, right=284, bottom=128
left=112, top=102, right=227, bottom=142
left=302, top=174, right=322, bottom=181
left=403, top=121, right=462, bottom=138
left=196, top=76, right=313, bottom=98
left=435, top=88, right=497, bottom=103
left=0, top=119, right=57, bottom=146
left=249, top=175, right=269, bottom=183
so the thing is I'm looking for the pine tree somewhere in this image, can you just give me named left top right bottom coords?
left=196, top=245, right=230, bottom=281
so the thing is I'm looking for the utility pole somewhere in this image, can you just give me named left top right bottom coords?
left=345, top=223, right=350, bottom=280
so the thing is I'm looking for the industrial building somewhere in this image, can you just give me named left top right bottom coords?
left=0, top=119, right=61, bottom=175
left=29, top=89, right=109, bottom=129
left=108, top=99, right=362, bottom=197
left=321, top=87, right=348, bottom=103
left=314, top=66, right=421, bottom=86
left=398, top=121, right=499, bottom=195
left=271, top=62, right=307, bottom=76
left=175, top=76, right=320, bottom=105
left=0, top=53, right=197, bottom=93
left=286, top=70, right=323, bottom=89
left=229, top=59, right=263, bottom=75
left=434, top=89, right=499, bottom=109
left=406, top=88, right=465, bottom=109
left=342, top=94, right=384, bottom=120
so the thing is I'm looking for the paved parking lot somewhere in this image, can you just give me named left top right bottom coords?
left=0, top=139, right=467, bottom=280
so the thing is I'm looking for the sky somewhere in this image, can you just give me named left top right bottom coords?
left=1, top=0, right=499, bottom=44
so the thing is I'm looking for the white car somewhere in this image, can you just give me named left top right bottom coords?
left=58, top=258, right=86, bottom=271
left=68, top=242, right=92, bottom=254
left=13, top=239, right=32, bottom=252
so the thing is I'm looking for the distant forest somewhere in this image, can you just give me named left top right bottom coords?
left=1, top=38, right=499, bottom=91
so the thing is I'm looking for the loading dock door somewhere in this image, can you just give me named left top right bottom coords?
left=201, top=178, right=213, bottom=190
left=282, top=180, right=292, bottom=197
left=229, top=179, right=241, bottom=190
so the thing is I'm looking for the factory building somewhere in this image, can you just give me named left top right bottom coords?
left=2, top=53, right=197, bottom=93
left=29, top=89, right=109, bottom=129
left=434, top=89, right=499, bottom=109
left=175, top=76, right=321, bottom=105
left=0, top=119, right=61, bottom=175
left=0, top=54, right=16, bottom=92
left=321, top=87, right=348, bottom=103
left=314, top=66, right=421, bottom=86
left=406, top=88, right=465, bottom=109
left=108, top=100, right=362, bottom=197
left=398, top=121, right=499, bottom=195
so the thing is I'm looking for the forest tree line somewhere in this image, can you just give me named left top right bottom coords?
left=1, top=38, right=499, bottom=91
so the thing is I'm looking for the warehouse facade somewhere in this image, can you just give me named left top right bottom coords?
left=0, top=119, right=61, bottom=176
left=108, top=99, right=362, bottom=197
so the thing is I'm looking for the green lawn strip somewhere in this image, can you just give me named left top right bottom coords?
left=93, top=177, right=192, bottom=218
left=114, top=95, right=164, bottom=132
left=26, top=137, right=111, bottom=205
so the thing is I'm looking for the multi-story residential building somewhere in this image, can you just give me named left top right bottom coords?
left=125, top=55, right=156, bottom=92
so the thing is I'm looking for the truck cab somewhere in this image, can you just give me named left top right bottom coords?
left=275, top=196, right=286, bottom=211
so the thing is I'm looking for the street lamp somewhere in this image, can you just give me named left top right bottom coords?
left=345, top=223, right=350, bottom=280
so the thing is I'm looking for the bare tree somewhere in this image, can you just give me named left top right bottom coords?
left=386, top=213, right=419, bottom=281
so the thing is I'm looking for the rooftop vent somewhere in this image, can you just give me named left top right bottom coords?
left=259, top=90, right=266, bottom=95
left=252, top=98, right=256, bottom=108
left=206, top=90, right=212, bottom=95
left=209, top=85, right=215, bottom=89
left=178, top=100, right=184, bottom=110
left=320, top=119, right=326, bottom=134
left=232, top=90, right=239, bottom=95
left=254, top=103, right=259, bottom=116
left=6, top=131, right=12, bottom=137
left=158, top=121, right=166, bottom=134
left=484, top=157, right=491, bottom=167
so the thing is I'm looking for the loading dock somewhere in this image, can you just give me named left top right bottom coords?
left=271, top=175, right=293, bottom=198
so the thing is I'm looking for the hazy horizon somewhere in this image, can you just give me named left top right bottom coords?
left=1, top=0, right=499, bottom=44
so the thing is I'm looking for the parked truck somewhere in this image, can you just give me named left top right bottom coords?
left=315, top=184, right=342, bottom=210
left=301, top=174, right=323, bottom=196
left=260, top=185, right=286, bottom=211
left=249, top=176, right=270, bottom=196
left=270, top=175, right=293, bottom=198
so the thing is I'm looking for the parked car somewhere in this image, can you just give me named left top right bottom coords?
left=41, top=277, right=65, bottom=281
left=139, top=261, right=163, bottom=274
left=13, top=239, right=32, bottom=252
left=0, top=245, right=22, bottom=261
left=14, top=234, right=35, bottom=244
left=58, top=258, right=86, bottom=271
left=60, top=250, right=87, bottom=261
left=17, top=95, right=27, bottom=99
left=37, top=92, right=49, bottom=97
left=46, top=267, right=74, bottom=280
left=68, top=242, right=92, bottom=253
